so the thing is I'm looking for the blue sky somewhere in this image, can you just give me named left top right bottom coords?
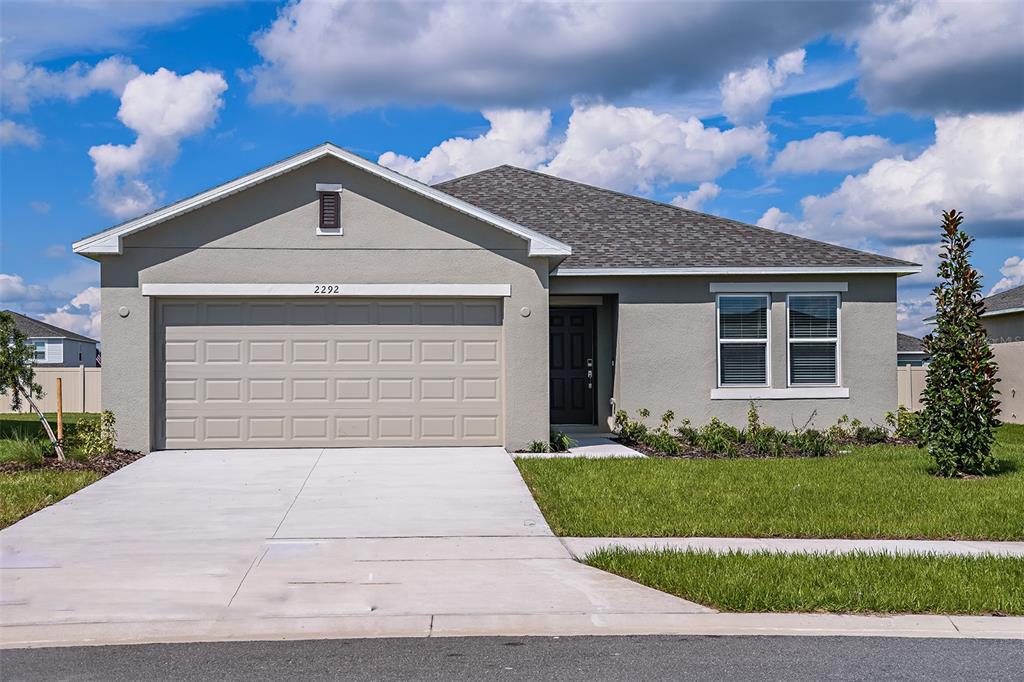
left=1, top=0, right=1022, bottom=339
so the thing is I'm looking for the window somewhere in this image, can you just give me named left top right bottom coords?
left=31, top=340, right=46, bottom=362
left=788, top=294, right=840, bottom=385
left=717, top=294, right=770, bottom=386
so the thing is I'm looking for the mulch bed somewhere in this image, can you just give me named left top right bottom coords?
left=615, top=436, right=918, bottom=459
left=0, top=449, right=144, bottom=475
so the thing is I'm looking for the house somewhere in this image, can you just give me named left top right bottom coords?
left=4, top=310, right=99, bottom=368
left=72, top=144, right=920, bottom=452
left=897, top=333, right=929, bottom=366
left=981, top=284, right=1023, bottom=423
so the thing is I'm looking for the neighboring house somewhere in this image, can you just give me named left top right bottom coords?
left=72, top=144, right=920, bottom=452
left=981, top=285, right=1023, bottom=424
left=3, top=310, right=99, bottom=368
left=897, top=333, right=929, bottom=366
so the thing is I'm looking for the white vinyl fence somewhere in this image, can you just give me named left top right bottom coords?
left=896, top=365, right=927, bottom=412
left=1, top=367, right=101, bottom=413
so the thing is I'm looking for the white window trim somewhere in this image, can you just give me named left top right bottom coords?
left=786, top=293, right=842, bottom=388
left=716, top=293, right=771, bottom=388
left=711, top=387, right=850, bottom=400
left=315, top=183, right=343, bottom=236
left=31, top=340, right=47, bottom=363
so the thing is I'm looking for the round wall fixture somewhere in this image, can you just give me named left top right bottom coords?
left=520, top=306, right=531, bottom=317
left=118, top=306, right=130, bottom=318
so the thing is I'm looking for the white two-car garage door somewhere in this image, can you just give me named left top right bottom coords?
left=157, top=299, right=504, bottom=449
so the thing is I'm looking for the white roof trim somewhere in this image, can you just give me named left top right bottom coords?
left=140, top=283, right=512, bottom=298
left=554, top=266, right=921, bottom=276
left=73, top=143, right=571, bottom=258
left=982, top=306, right=1024, bottom=318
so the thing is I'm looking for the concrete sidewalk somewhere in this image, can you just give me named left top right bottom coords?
left=562, top=537, right=1024, bottom=558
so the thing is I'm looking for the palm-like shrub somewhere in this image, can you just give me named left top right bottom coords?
left=921, top=210, right=1000, bottom=476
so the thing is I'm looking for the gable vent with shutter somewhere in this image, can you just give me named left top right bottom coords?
left=315, top=183, right=343, bottom=234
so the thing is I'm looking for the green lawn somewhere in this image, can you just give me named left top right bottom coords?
left=0, top=412, right=94, bottom=439
left=0, top=469, right=101, bottom=528
left=0, top=413, right=103, bottom=528
left=516, top=424, right=1024, bottom=540
left=585, top=548, right=1024, bottom=615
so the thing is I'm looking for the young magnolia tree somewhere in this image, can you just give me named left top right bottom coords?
left=0, top=311, right=64, bottom=460
left=921, top=210, right=1000, bottom=476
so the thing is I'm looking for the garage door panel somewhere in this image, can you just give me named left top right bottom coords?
left=159, top=298, right=504, bottom=448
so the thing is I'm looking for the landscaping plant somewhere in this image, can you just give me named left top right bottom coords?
left=921, top=210, right=1000, bottom=476
left=66, top=411, right=118, bottom=459
left=0, top=312, right=63, bottom=460
left=549, top=430, right=577, bottom=453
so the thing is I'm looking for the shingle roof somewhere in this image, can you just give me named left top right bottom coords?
left=897, top=333, right=926, bottom=353
left=435, top=165, right=918, bottom=271
left=982, top=284, right=1024, bottom=315
left=3, top=310, right=97, bottom=344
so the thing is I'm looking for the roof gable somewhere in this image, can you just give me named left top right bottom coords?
left=3, top=310, right=97, bottom=343
left=73, top=144, right=571, bottom=259
left=436, top=165, right=920, bottom=274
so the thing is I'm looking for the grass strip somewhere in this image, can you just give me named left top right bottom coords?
left=585, top=547, right=1024, bottom=615
left=0, top=470, right=101, bottom=528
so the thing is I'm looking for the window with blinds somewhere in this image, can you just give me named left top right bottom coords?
left=717, top=294, right=769, bottom=386
left=788, top=294, right=839, bottom=385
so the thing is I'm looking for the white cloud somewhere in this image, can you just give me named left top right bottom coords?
left=0, top=119, right=41, bottom=147
left=672, top=183, right=721, bottom=211
left=29, top=200, right=50, bottom=214
left=541, top=104, right=769, bottom=193
left=0, top=273, right=56, bottom=308
left=772, top=113, right=1024, bottom=246
left=854, top=0, right=1024, bottom=115
left=896, top=296, right=935, bottom=337
left=0, top=0, right=224, bottom=61
left=720, top=49, right=805, bottom=125
left=989, top=256, right=1024, bottom=295
left=771, top=131, right=896, bottom=174
left=41, top=287, right=102, bottom=340
left=88, top=67, right=228, bottom=218
left=380, top=103, right=769, bottom=193
left=43, top=244, right=66, bottom=259
left=1, top=55, right=141, bottom=112
left=379, top=110, right=552, bottom=185
left=248, top=0, right=868, bottom=111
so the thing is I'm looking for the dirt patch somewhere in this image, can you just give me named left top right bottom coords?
left=0, top=450, right=144, bottom=476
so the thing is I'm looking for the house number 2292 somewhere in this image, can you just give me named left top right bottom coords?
left=313, top=285, right=340, bottom=294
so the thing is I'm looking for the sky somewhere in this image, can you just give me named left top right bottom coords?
left=1, top=0, right=1022, bottom=341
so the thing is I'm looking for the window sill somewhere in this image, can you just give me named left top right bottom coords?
left=711, top=387, right=850, bottom=400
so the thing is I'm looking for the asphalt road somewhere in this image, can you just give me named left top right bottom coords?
left=4, top=635, right=1022, bottom=681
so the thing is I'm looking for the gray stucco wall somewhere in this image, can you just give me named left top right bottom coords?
left=550, top=274, right=899, bottom=431
left=984, top=312, right=1024, bottom=424
left=97, top=156, right=550, bottom=452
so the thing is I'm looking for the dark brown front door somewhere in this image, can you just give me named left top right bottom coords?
left=549, top=308, right=596, bottom=424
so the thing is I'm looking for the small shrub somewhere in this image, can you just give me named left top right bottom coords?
left=788, top=428, right=834, bottom=457
left=525, top=440, right=550, bottom=453
left=549, top=430, right=577, bottom=453
left=641, top=429, right=681, bottom=455
left=614, top=410, right=649, bottom=444
left=66, top=411, right=117, bottom=459
left=885, top=406, right=925, bottom=444
left=855, top=426, right=888, bottom=444
left=676, top=418, right=697, bottom=445
left=748, top=425, right=787, bottom=457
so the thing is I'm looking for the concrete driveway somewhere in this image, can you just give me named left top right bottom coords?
left=1, top=447, right=707, bottom=647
